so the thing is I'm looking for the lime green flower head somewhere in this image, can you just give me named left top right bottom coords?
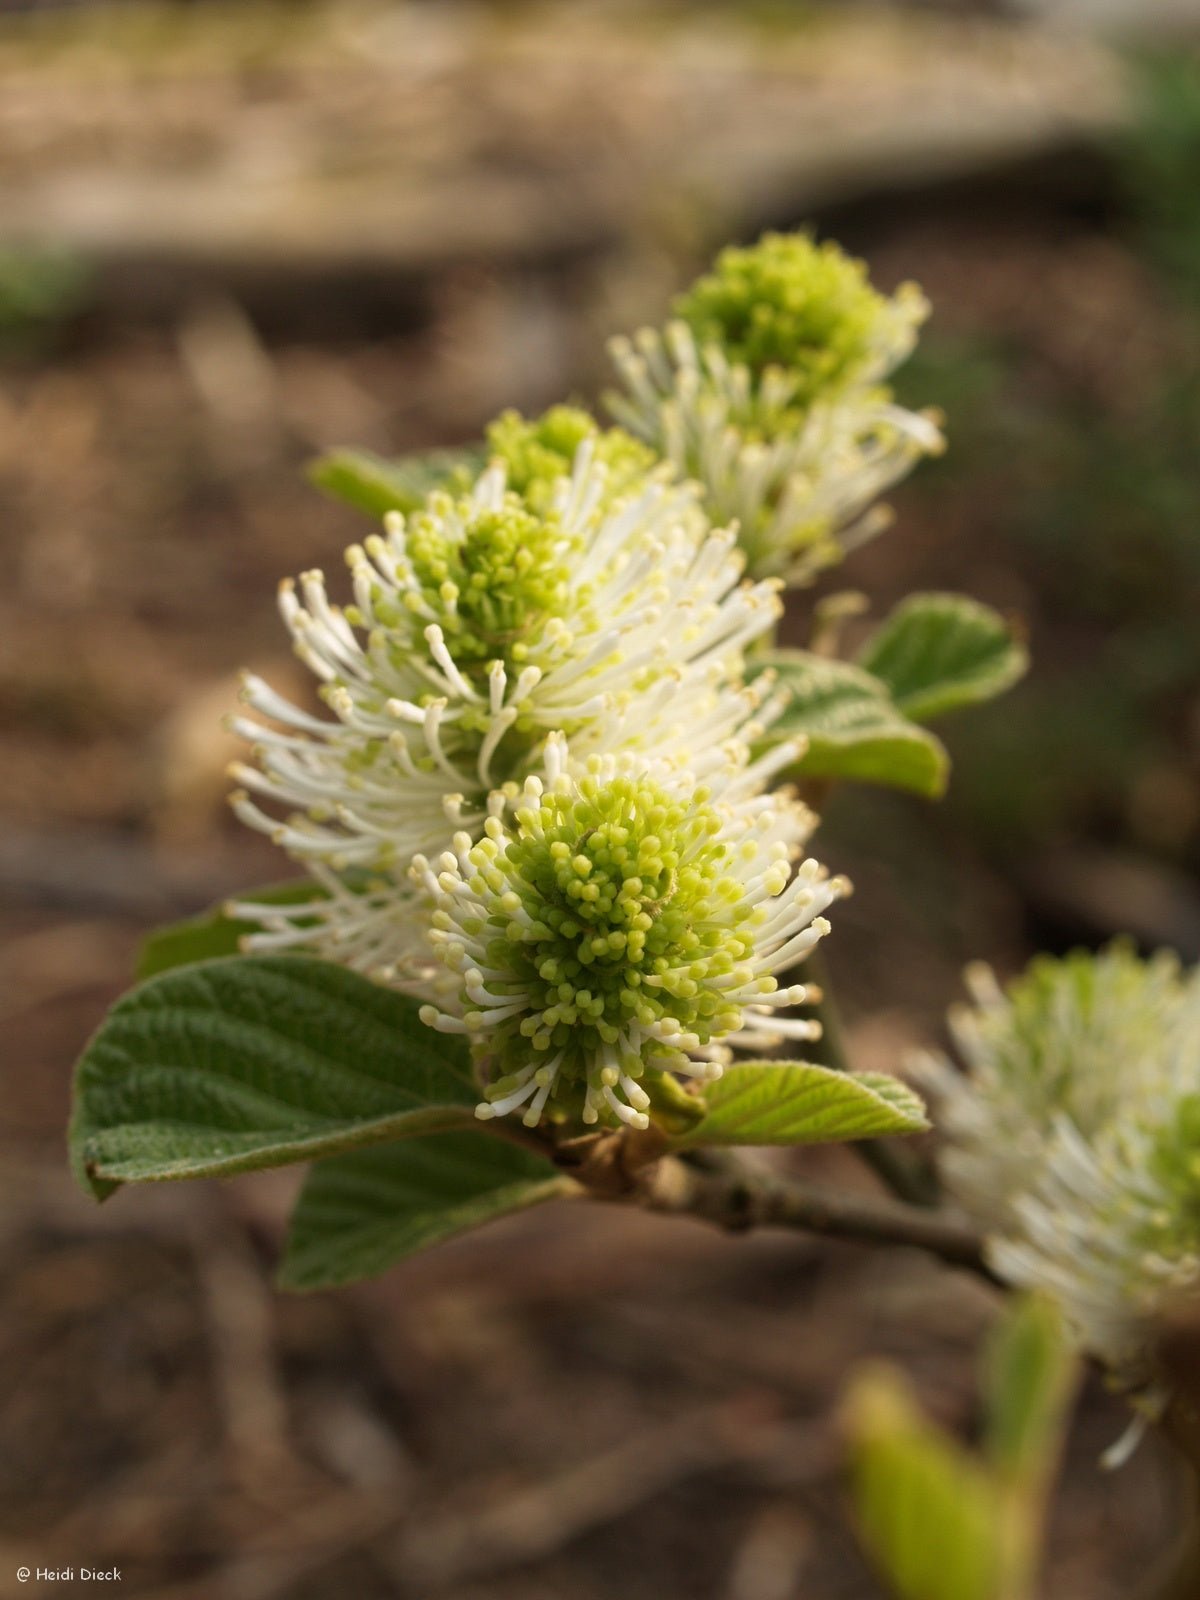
left=485, top=405, right=660, bottom=516
left=413, top=735, right=842, bottom=1130
left=607, top=231, right=941, bottom=587
left=674, top=232, right=920, bottom=414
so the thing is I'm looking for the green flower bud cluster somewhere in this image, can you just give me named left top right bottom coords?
left=429, top=769, right=760, bottom=1127
left=674, top=232, right=906, bottom=416
left=485, top=404, right=659, bottom=514
left=414, top=740, right=836, bottom=1129
left=606, top=230, right=939, bottom=587
left=387, top=494, right=575, bottom=680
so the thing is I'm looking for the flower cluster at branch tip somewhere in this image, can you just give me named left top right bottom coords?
left=915, top=946, right=1200, bottom=1392
left=228, top=439, right=786, bottom=993
left=606, top=232, right=942, bottom=585
left=413, top=736, right=845, bottom=1129
left=226, top=230, right=922, bottom=1132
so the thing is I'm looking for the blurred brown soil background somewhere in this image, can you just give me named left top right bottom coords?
left=2, top=4, right=1199, bottom=1597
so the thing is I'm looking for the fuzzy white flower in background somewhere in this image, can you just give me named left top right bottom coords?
left=228, top=439, right=785, bottom=984
left=915, top=946, right=1200, bottom=1391
left=607, top=232, right=942, bottom=586
left=412, top=733, right=846, bottom=1130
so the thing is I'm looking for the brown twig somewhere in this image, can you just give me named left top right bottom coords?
left=489, top=1119, right=986, bottom=1277
left=633, top=1152, right=990, bottom=1276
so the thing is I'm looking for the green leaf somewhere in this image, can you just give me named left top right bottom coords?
left=309, top=445, right=482, bottom=520
left=845, top=1300, right=1077, bottom=1600
left=673, top=1062, right=927, bottom=1149
left=846, top=1367, right=1012, bottom=1600
left=755, top=651, right=948, bottom=797
left=857, top=592, right=1028, bottom=724
left=136, top=880, right=327, bottom=980
left=70, top=956, right=479, bottom=1197
left=983, top=1296, right=1077, bottom=1490
left=280, top=1133, right=574, bottom=1291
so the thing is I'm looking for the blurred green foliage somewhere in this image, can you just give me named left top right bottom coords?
left=845, top=1297, right=1078, bottom=1600
left=889, top=52, right=1200, bottom=870
left=1120, top=51, right=1200, bottom=308
left=0, top=247, right=89, bottom=354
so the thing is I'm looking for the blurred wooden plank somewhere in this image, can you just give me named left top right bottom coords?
left=0, top=5, right=1126, bottom=284
left=1021, top=0, right=1200, bottom=38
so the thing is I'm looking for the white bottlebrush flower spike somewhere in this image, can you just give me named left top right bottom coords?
left=916, top=946, right=1200, bottom=1386
left=412, top=734, right=846, bottom=1129
left=607, top=232, right=942, bottom=586
left=228, top=439, right=784, bottom=983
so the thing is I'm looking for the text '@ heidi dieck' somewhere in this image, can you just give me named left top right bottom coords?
left=17, top=1570, right=121, bottom=1584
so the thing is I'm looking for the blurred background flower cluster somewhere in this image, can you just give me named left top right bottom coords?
left=2, top=2, right=1199, bottom=1596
